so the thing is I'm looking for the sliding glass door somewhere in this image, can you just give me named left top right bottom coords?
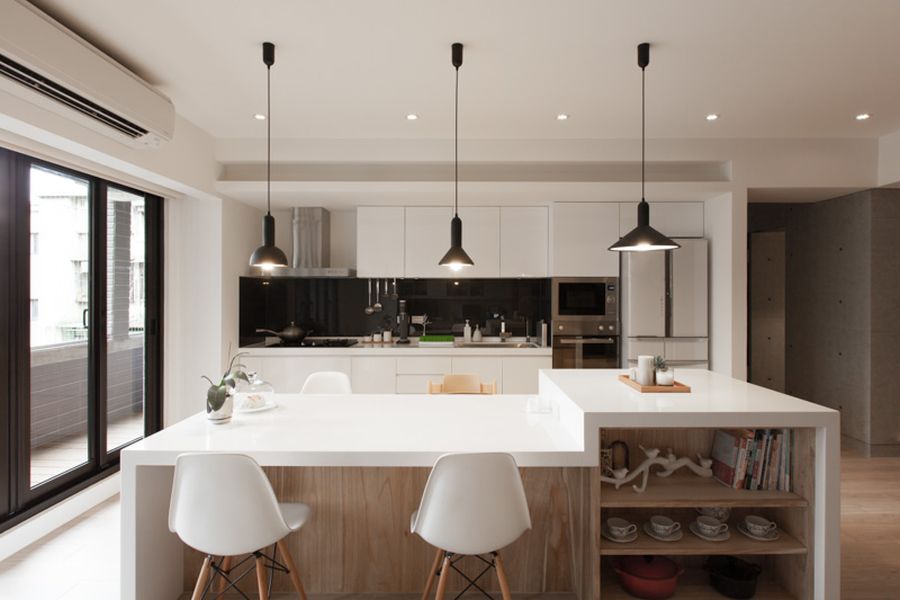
left=1, top=149, right=162, bottom=528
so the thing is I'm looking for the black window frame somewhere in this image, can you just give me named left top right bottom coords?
left=0, top=148, right=163, bottom=531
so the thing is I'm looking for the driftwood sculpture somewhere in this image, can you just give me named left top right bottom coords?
left=599, top=445, right=714, bottom=493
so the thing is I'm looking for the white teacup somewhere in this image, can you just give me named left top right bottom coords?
left=650, top=515, right=681, bottom=537
left=607, top=517, right=637, bottom=539
left=697, top=506, right=731, bottom=522
left=696, top=515, right=728, bottom=537
left=745, top=515, right=777, bottom=537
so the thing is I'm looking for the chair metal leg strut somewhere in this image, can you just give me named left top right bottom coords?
left=194, top=545, right=292, bottom=600
left=433, top=551, right=509, bottom=600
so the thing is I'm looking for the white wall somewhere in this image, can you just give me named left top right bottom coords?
left=220, top=198, right=264, bottom=362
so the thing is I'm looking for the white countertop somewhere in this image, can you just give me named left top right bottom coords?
left=124, top=369, right=837, bottom=469
left=241, top=341, right=552, bottom=357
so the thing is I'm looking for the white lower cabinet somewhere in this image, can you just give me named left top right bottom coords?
left=242, top=356, right=352, bottom=393
left=351, top=357, right=397, bottom=393
left=502, top=357, right=552, bottom=394
left=396, top=374, right=440, bottom=394
left=451, top=357, right=504, bottom=393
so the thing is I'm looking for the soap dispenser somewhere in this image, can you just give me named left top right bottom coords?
left=463, top=319, right=472, bottom=343
left=472, top=324, right=483, bottom=343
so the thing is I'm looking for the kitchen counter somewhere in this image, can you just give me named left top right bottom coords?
left=121, top=369, right=839, bottom=600
left=241, top=339, right=553, bottom=356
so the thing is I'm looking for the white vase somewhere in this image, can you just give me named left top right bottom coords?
left=637, top=355, right=655, bottom=386
left=656, top=368, right=675, bottom=386
left=207, top=388, right=234, bottom=424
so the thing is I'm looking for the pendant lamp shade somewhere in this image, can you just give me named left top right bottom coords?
left=249, top=41, right=289, bottom=270
left=609, top=43, right=680, bottom=253
left=439, top=42, right=474, bottom=271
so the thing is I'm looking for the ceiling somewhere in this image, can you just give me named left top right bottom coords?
left=28, top=0, right=900, bottom=142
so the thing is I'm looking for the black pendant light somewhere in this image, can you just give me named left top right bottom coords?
left=609, top=43, right=680, bottom=253
left=249, top=41, right=289, bottom=270
left=439, top=42, right=474, bottom=271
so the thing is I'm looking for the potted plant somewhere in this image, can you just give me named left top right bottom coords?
left=654, top=355, right=675, bottom=386
left=202, top=352, right=249, bottom=424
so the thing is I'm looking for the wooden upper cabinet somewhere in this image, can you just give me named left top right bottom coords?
left=551, top=203, right=620, bottom=276
left=619, top=201, right=704, bottom=238
left=356, top=207, right=405, bottom=277
left=500, top=206, right=548, bottom=277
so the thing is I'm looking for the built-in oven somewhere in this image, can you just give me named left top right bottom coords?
left=551, top=277, right=618, bottom=335
left=552, top=335, right=620, bottom=369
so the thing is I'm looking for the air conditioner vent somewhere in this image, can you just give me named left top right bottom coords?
left=0, top=52, right=149, bottom=139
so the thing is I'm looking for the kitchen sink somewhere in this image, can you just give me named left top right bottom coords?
left=458, top=342, right=541, bottom=349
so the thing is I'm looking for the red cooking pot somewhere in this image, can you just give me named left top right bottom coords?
left=614, top=556, right=684, bottom=600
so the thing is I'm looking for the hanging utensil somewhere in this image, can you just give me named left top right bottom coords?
left=365, top=279, right=375, bottom=315
left=391, top=277, right=399, bottom=299
left=373, top=279, right=383, bottom=312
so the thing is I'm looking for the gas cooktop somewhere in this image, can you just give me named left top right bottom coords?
left=271, top=338, right=358, bottom=348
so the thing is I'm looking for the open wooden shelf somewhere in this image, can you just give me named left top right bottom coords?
left=601, top=568, right=795, bottom=599
left=599, top=528, right=806, bottom=556
left=599, top=475, right=807, bottom=508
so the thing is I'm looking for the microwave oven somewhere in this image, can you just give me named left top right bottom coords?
left=551, top=277, right=618, bottom=336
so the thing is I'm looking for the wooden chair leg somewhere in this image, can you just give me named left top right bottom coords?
left=434, top=554, right=451, bottom=600
left=277, top=538, right=308, bottom=600
left=191, top=555, right=212, bottom=600
left=495, top=552, right=513, bottom=600
left=256, top=554, right=269, bottom=600
left=422, top=547, right=443, bottom=600
left=214, top=556, right=233, bottom=594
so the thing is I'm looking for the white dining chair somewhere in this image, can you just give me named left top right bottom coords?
left=300, top=371, right=353, bottom=394
left=410, top=452, right=532, bottom=600
left=169, top=453, right=311, bottom=600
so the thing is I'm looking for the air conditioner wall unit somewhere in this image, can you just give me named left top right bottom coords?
left=0, top=0, right=175, bottom=148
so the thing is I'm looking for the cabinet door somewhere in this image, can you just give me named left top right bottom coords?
left=455, top=207, right=500, bottom=278
left=452, top=357, right=503, bottom=393
left=404, top=207, right=453, bottom=277
left=351, top=357, right=397, bottom=393
left=670, top=238, right=708, bottom=337
left=623, top=252, right=666, bottom=337
left=357, top=207, right=405, bottom=277
left=242, top=356, right=352, bottom=393
left=501, top=357, right=552, bottom=394
left=551, top=203, right=620, bottom=276
left=500, top=206, right=548, bottom=277
left=619, top=202, right=704, bottom=237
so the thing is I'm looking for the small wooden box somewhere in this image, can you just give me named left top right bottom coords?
left=618, top=374, right=691, bottom=393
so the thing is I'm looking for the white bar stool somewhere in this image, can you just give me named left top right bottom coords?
left=300, top=371, right=352, bottom=394
left=410, top=452, right=532, bottom=600
left=169, top=453, right=311, bottom=600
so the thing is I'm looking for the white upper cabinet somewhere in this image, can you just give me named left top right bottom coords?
left=404, top=206, right=453, bottom=278
left=619, top=201, right=704, bottom=238
left=551, top=203, right=620, bottom=276
left=456, top=207, right=500, bottom=278
left=356, top=207, right=405, bottom=277
left=500, top=206, right=548, bottom=277
left=671, top=238, right=709, bottom=337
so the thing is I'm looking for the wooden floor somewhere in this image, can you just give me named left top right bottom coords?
left=30, top=412, right=143, bottom=487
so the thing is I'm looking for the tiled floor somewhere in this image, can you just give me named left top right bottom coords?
left=1, top=445, right=898, bottom=599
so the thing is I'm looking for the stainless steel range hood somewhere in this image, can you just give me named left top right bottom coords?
left=248, top=207, right=355, bottom=277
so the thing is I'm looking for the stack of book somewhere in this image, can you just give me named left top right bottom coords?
left=710, top=429, right=792, bottom=491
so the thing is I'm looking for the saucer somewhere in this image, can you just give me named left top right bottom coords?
left=235, top=397, right=277, bottom=413
left=643, top=521, right=683, bottom=542
left=601, top=524, right=637, bottom=544
left=689, top=520, right=730, bottom=542
left=737, top=521, right=780, bottom=541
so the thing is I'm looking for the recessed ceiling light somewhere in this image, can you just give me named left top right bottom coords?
left=253, top=113, right=266, bottom=120
left=406, top=113, right=419, bottom=121
left=855, top=113, right=871, bottom=121
left=706, top=113, right=719, bottom=121
left=557, top=113, right=569, bottom=121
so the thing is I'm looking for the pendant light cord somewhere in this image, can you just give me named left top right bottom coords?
left=267, top=62, right=272, bottom=216
left=454, top=66, right=459, bottom=217
left=641, top=63, right=645, bottom=201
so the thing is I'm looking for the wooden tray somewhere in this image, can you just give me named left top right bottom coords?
left=618, top=374, right=691, bottom=393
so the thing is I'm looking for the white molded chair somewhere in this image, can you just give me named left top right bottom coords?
left=300, top=371, right=352, bottom=394
left=410, top=452, right=532, bottom=600
left=169, top=453, right=311, bottom=600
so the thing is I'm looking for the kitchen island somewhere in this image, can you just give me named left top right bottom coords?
left=121, top=369, right=839, bottom=600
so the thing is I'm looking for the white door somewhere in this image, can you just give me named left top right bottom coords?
left=455, top=207, right=500, bottom=278
left=356, top=207, right=405, bottom=277
left=351, top=357, right=397, bottom=393
left=452, top=357, right=503, bottom=393
left=623, top=252, right=666, bottom=337
left=404, top=207, right=453, bottom=277
left=551, top=203, right=620, bottom=276
left=670, top=238, right=709, bottom=337
left=500, top=206, right=548, bottom=277
left=619, top=202, right=704, bottom=237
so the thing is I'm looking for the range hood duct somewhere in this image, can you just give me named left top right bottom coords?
left=249, top=207, right=355, bottom=277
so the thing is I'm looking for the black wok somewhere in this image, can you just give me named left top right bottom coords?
left=256, top=322, right=311, bottom=343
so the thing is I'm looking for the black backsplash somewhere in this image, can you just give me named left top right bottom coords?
left=239, top=277, right=550, bottom=345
